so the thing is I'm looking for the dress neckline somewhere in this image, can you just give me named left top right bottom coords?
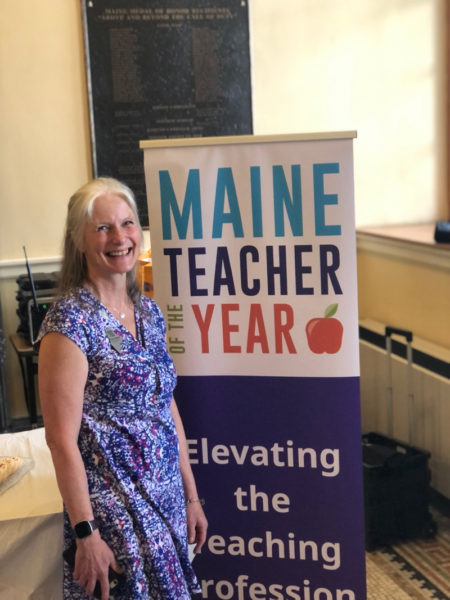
left=79, top=286, right=144, bottom=346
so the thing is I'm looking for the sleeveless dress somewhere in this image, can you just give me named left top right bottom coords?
left=37, top=287, right=201, bottom=599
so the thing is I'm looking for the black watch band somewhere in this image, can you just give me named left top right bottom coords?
left=73, top=519, right=99, bottom=539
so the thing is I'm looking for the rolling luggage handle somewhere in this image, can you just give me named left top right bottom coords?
left=385, top=326, right=414, bottom=443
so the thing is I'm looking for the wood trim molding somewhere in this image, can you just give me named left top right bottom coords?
left=0, top=257, right=61, bottom=281
left=356, top=224, right=450, bottom=272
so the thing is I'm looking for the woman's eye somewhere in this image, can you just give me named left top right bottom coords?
left=97, top=225, right=109, bottom=232
left=123, top=219, right=134, bottom=227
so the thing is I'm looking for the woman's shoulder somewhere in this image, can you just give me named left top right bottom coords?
left=139, top=294, right=160, bottom=314
left=35, top=288, right=92, bottom=351
left=138, top=294, right=166, bottom=328
left=47, top=288, right=92, bottom=319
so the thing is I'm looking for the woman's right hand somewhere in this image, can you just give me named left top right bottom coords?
left=73, top=531, right=123, bottom=600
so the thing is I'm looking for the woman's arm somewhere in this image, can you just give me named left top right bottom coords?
left=170, top=398, right=208, bottom=553
left=38, top=332, right=121, bottom=600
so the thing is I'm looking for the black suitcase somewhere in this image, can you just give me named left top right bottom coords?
left=362, top=327, right=437, bottom=550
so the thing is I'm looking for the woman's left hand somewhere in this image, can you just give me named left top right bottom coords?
left=186, top=500, right=208, bottom=553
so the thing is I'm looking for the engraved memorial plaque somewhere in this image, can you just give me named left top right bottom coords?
left=82, top=0, right=253, bottom=226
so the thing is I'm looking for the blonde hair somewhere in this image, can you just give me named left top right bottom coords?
left=58, top=177, right=143, bottom=302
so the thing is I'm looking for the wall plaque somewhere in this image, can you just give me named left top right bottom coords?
left=81, top=0, right=253, bottom=226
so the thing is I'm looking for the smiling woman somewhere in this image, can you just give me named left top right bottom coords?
left=35, top=177, right=207, bottom=600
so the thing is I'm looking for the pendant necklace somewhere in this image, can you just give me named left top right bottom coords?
left=112, top=306, right=128, bottom=319
left=109, top=296, right=131, bottom=320
left=85, top=283, right=129, bottom=320
left=108, top=299, right=130, bottom=320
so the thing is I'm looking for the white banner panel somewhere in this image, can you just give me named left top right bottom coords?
left=143, top=134, right=359, bottom=378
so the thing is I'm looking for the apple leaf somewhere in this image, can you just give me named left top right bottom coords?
left=324, top=303, right=338, bottom=318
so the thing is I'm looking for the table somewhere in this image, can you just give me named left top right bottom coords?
left=9, top=333, right=39, bottom=428
left=0, top=427, right=63, bottom=598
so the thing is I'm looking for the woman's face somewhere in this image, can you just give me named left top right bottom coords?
left=82, top=193, right=141, bottom=281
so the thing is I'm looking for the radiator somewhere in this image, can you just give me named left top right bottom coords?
left=359, top=338, right=450, bottom=500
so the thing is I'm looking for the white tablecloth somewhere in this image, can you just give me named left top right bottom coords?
left=0, top=428, right=63, bottom=599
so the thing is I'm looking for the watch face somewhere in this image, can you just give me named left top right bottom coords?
left=74, top=520, right=93, bottom=539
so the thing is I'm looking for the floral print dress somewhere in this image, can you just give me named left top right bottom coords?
left=37, top=287, right=200, bottom=599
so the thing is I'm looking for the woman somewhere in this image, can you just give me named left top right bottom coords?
left=37, top=177, right=207, bottom=600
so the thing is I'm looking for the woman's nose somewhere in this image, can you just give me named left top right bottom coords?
left=110, top=226, right=125, bottom=243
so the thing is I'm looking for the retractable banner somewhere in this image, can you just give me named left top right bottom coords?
left=142, top=133, right=366, bottom=600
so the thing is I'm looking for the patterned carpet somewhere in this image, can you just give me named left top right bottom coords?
left=366, top=507, right=450, bottom=599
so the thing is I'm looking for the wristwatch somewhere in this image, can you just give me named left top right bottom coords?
left=73, top=519, right=99, bottom=539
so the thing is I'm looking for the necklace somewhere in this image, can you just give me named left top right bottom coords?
left=84, top=283, right=131, bottom=320
left=108, top=298, right=132, bottom=320
left=111, top=304, right=130, bottom=320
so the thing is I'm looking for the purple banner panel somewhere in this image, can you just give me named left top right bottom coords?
left=176, top=375, right=366, bottom=600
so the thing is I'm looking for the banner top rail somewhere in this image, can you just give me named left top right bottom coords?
left=140, top=130, right=357, bottom=150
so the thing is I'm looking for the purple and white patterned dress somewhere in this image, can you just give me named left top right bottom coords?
left=37, top=287, right=201, bottom=599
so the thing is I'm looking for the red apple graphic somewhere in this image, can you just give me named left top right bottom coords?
left=306, top=304, right=343, bottom=354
